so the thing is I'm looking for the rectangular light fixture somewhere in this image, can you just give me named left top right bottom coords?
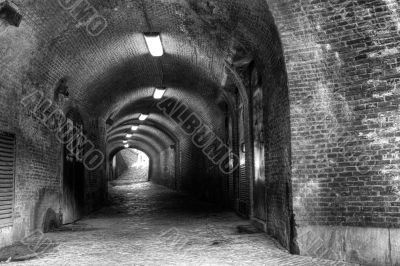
left=139, top=114, right=149, bottom=121
left=124, top=144, right=129, bottom=148
left=153, top=88, right=166, bottom=99
left=123, top=140, right=128, bottom=144
left=126, top=134, right=133, bottom=138
left=131, top=125, right=139, bottom=131
left=144, top=33, right=164, bottom=57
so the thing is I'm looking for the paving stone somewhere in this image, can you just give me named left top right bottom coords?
left=8, top=183, right=357, bottom=266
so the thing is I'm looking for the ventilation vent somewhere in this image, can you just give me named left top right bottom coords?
left=0, top=2, right=22, bottom=27
left=0, top=131, right=15, bottom=228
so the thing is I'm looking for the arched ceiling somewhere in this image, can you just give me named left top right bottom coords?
left=108, top=115, right=181, bottom=142
left=106, top=84, right=220, bottom=125
left=3, top=0, right=283, bottom=159
left=10, top=0, right=278, bottom=113
left=108, top=121, right=177, bottom=144
left=107, top=125, right=174, bottom=149
left=108, top=134, right=161, bottom=155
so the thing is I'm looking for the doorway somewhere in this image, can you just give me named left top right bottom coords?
left=62, top=110, right=85, bottom=224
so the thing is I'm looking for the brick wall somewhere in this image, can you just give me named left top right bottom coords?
left=0, top=18, right=106, bottom=248
left=267, top=0, right=400, bottom=230
left=0, top=72, right=61, bottom=248
left=0, top=17, right=65, bottom=245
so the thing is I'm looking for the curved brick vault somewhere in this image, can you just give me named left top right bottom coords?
left=0, top=0, right=400, bottom=265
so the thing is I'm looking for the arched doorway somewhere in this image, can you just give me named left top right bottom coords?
left=62, top=109, right=85, bottom=224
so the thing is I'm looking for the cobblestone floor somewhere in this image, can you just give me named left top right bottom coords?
left=8, top=182, right=358, bottom=266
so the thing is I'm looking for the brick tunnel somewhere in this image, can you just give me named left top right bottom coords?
left=0, top=0, right=399, bottom=265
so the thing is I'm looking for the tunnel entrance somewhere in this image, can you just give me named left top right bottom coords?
left=62, top=110, right=85, bottom=224
left=110, top=148, right=150, bottom=186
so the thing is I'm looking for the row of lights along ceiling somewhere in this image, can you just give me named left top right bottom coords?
left=124, top=33, right=166, bottom=148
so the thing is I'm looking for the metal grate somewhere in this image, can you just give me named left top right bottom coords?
left=0, top=131, right=15, bottom=228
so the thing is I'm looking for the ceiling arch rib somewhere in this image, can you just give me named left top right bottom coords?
left=107, top=112, right=178, bottom=140
left=108, top=142, right=158, bottom=162
left=75, top=54, right=224, bottom=117
left=107, top=125, right=175, bottom=145
left=108, top=94, right=224, bottom=142
left=109, top=113, right=184, bottom=141
left=66, top=38, right=224, bottom=105
left=107, top=126, right=174, bottom=149
left=17, top=0, right=279, bottom=121
left=108, top=135, right=161, bottom=156
left=106, top=83, right=221, bottom=127
left=107, top=119, right=178, bottom=143
left=108, top=132, right=169, bottom=151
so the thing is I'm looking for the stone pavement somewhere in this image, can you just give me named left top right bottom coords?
left=8, top=183, right=358, bottom=266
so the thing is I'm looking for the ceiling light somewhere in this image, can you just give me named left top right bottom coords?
left=131, top=125, right=139, bottom=131
left=144, top=33, right=164, bottom=57
left=124, top=144, right=129, bottom=148
left=126, top=134, right=132, bottom=138
left=153, top=88, right=166, bottom=99
left=123, top=140, right=128, bottom=144
left=139, top=114, right=149, bottom=121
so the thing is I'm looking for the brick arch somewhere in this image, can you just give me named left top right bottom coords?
left=108, top=130, right=172, bottom=151
left=79, top=55, right=224, bottom=117
left=109, top=114, right=184, bottom=141
left=107, top=125, right=175, bottom=147
left=107, top=86, right=222, bottom=129
left=107, top=119, right=179, bottom=144
left=108, top=104, right=222, bottom=146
